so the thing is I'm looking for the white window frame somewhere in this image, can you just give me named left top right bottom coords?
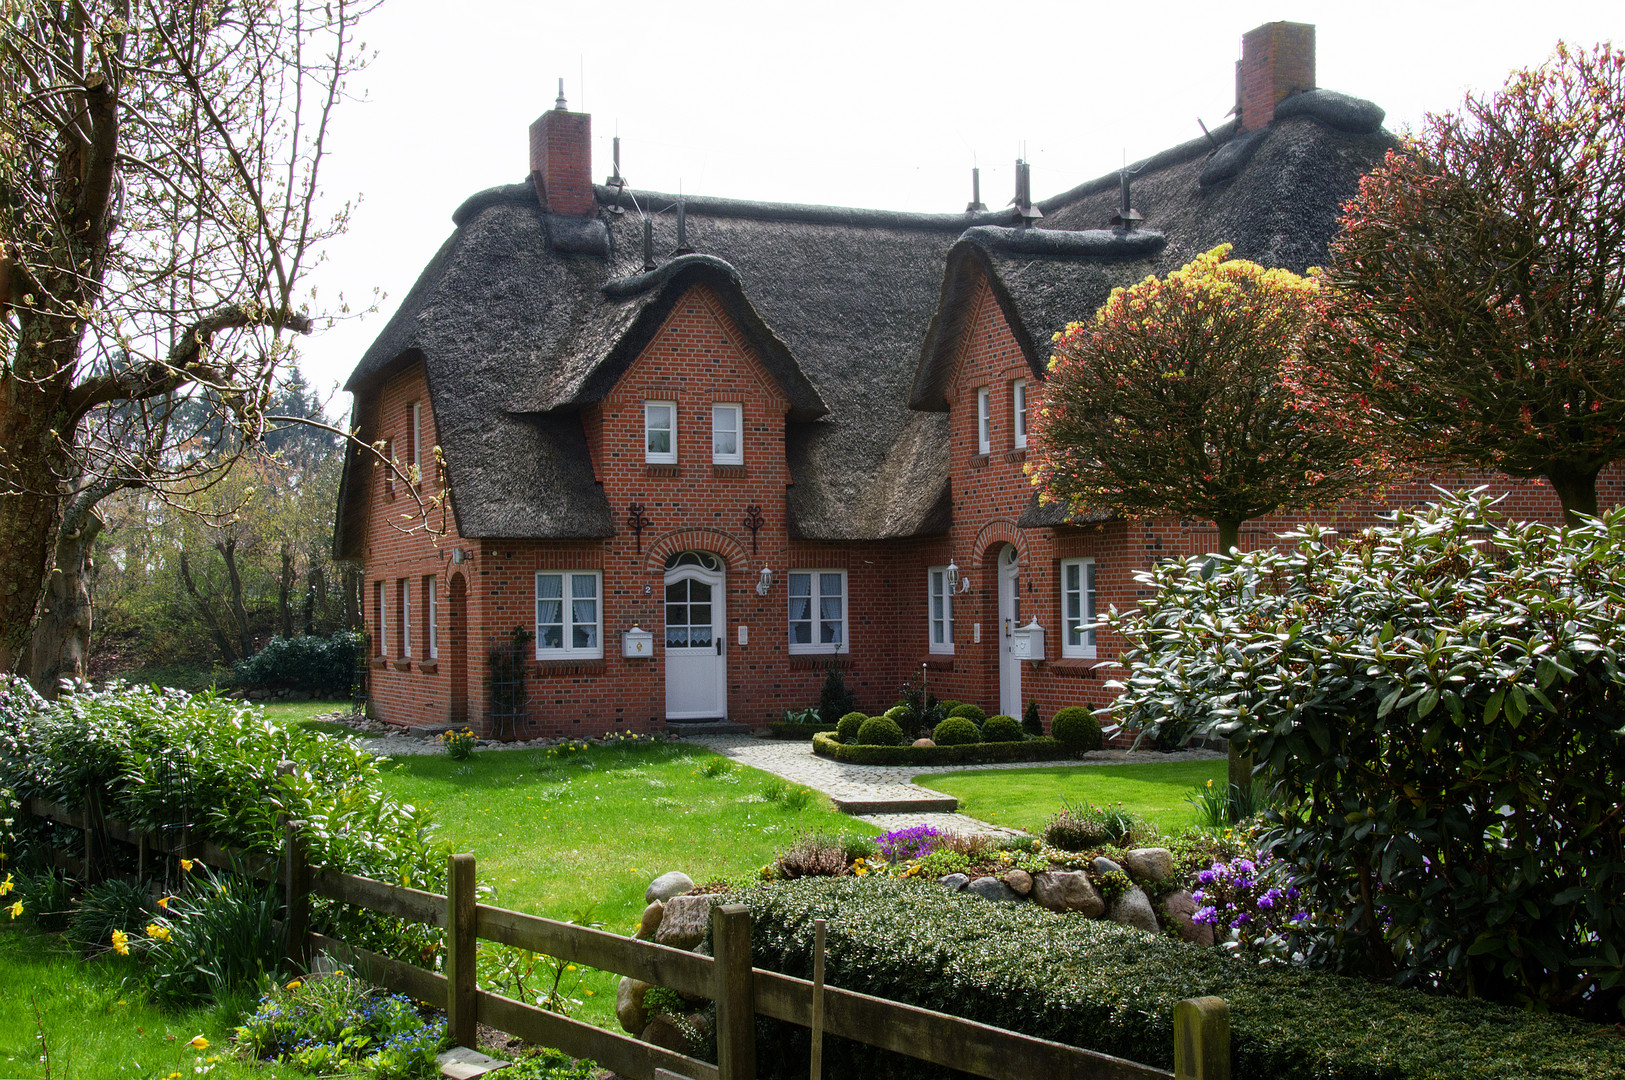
left=787, top=570, right=849, bottom=655
left=976, top=387, right=990, bottom=455
left=1012, top=379, right=1028, bottom=450
left=534, top=571, right=604, bottom=659
left=1060, top=558, right=1097, bottom=658
left=711, top=403, right=743, bottom=465
left=425, top=574, right=438, bottom=660
left=927, top=566, right=954, bottom=655
left=374, top=580, right=386, bottom=656
left=400, top=577, right=412, bottom=659
left=410, top=402, right=422, bottom=474
left=644, top=401, right=677, bottom=464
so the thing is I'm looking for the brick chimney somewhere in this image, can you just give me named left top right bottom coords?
left=529, top=84, right=594, bottom=216
left=1236, top=22, right=1315, bottom=131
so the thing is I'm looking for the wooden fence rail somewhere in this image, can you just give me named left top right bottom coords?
left=21, top=796, right=1228, bottom=1080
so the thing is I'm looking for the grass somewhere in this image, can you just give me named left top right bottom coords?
left=257, top=698, right=354, bottom=726
left=0, top=927, right=304, bottom=1079
left=918, top=759, right=1228, bottom=835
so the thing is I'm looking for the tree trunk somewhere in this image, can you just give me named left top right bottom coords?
left=278, top=542, right=295, bottom=639
left=1214, top=516, right=1243, bottom=557
left=28, top=506, right=105, bottom=698
left=0, top=380, right=74, bottom=678
left=310, top=564, right=327, bottom=625
left=179, top=551, right=240, bottom=664
left=1546, top=466, right=1600, bottom=528
left=216, top=538, right=254, bottom=659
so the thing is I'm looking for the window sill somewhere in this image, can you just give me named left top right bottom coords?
left=418, top=661, right=439, bottom=675
left=788, top=655, right=851, bottom=671
left=644, top=464, right=680, bottom=477
left=970, top=453, right=990, bottom=470
left=1048, top=657, right=1100, bottom=677
left=919, top=655, right=955, bottom=672
left=712, top=464, right=746, bottom=478
left=390, top=659, right=412, bottom=672
left=1004, top=448, right=1027, bottom=464
left=536, top=659, right=606, bottom=676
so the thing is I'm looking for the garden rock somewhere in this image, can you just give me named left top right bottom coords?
left=636, top=901, right=664, bottom=940
left=616, top=977, right=652, bottom=1034
left=641, top=1015, right=692, bottom=1055
left=967, top=876, right=1020, bottom=903
left=646, top=871, right=695, bottom=903
left=655, top=894, right=714, bottom=949
left=1092, top=856, right=1124, bottom=877
left=913, top=738, right=935, bottom=747
left=1031, top=871, right=1105, bottom=917
left=1110, top=886, right=1160, bottom=934
left=1162, top=889, right=1213, bottom=946
left=939, top=873, right=969, bottom=891
left=1123, top=848, right=1174, bottom=883
left=1003, top=869, right=1033, bottom=896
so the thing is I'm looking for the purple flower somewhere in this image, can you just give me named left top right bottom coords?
left=1291, top=912, right=1310, bottom=923
left=877, top=824, right=944, bottom=860
left=1235, top=859, right=1256, bottom=875
left=1194, top=905, right=1219, bottom=925
left=1192, top=889, right=1206, bottom=904
left=1229, top=912, right=1251, bottom=929
left=1258, top=888, right=1281, bottom=910
left=1197, top=869, right=1216, bottom=885
left=1286, top=887, right=1300, bottom=901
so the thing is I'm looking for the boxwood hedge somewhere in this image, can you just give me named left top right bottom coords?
left=729, top=877, right=1625, bottom=1080
left=812, top=732, right=1068, bottom=766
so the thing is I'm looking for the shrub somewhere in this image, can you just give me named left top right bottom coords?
left=1043, top=799, right=1139, bottom=850
left=441, top=727, right=476, bottom=760
left=835, top=712, right=867, bottom=743
left=234, top=631, right=361, bottom=697
left=1108, top=492, right=1625, bottom=1016
left=931, top=716, right=980, bottom=746
left=65, top=877, right=151, bottom=956
left=935, top=699, right=963, bottom=716
left=234, top=970, right=449, bottom=1073
left=946, top=703, right=986, bottom=725
left=777, top=833, right=850, bottom=879
left=1022, top=699, right=1043, bottom=738
left=12, top=867, right=74, bottom=932
left=812, top=732, right=1068, bottom=766
left=816, top=667, right=858, bottom=727
left=147, top=862, right=284, bottom=1005
left=855, top=716, right=905, bottom=747
left=1188, top=778, right=1281, bottom=831
left=1050, top=706, right=1103, bottom=752
left=981, top=715, right=1024, bottom=743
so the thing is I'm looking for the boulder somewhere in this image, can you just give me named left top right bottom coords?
left=1162, top=889, right=1214, bottom=946
left=967, top=876, right=1020, bottom=903
left=1031, top=871, right=1105, bottom=918
left=635, top=901, right=664, bottom=940
left=913, top=738, right=935, bottom=747
left=655, top=894, right=714, bottom=949
left=641, top=1015, right=692, bottom=1054
left=1109, top=886, right=1160, bottom=933
left=616, top=977, right=652, bottom=1034
left=1123, top=848, right=1174, bottom=883
left=939, top=873, right=970, bottom=891
left=646, top=871, right=695, bottom=904
left=1003, top=869, right=1033, bottom=896
left=1091, top=856, right=1124, bottom=877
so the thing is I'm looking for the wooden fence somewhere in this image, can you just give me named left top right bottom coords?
left=20, top=795, right=1230, bottom=1080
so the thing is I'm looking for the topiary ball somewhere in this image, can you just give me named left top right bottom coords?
left=1051, top=706, right=1103, bottom=752
left=884, top=705, right=910, bottom=721
left=836, top=711, right=867, bottom=743
left=856, top=715, right=906, bottom=746
left=935, top=699, right=964, bottom=715
left=932, top=715, right=981, bottom=746
left=947, top=703, right=987, bottom=725
left=981, top=715, right=1024, bottom=743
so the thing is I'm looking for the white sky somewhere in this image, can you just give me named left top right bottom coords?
left=294, top=0, right=1621, bottom=413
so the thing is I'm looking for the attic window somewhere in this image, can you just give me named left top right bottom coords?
left=712, top=403, right=743, bottom=465
left=645, top=401, right=676, bottom=464
left=976, top=387, right=991, bottom=455
left=1012, top=379, right=1028, bottom=450
left=410, top=402, right=422, bottom=479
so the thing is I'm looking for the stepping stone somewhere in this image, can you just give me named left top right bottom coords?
left=438, top=1046, right=512, bottom=1078
left=832, top=794, right=957, bottom=815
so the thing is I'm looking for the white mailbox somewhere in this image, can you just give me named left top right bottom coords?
left=1010, top=618, right=1046, bottom=662
left=622, top=625, right=654, bottom=658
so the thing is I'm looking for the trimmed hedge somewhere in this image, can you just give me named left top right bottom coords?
left=982, top=715, right=1024, bottom=743
left=835, top=712, right=866, bottom=743
left=812, top=732, right=1067, bottom=766
left=767, top=721, right=835, bottom=740
left=932, top=716, right=981, bottom=746
left=946, top=703, right=987, bottom=724
left=1051, top=706, right=1103, bottom=752
left=855, top=716, right=905, bottom=746
left=730, top=877, right=1625, bottom=1080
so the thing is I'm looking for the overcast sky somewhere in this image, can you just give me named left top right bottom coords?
left=292, top=0, right=1620, bottom=413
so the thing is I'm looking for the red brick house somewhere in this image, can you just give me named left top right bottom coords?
left=335, top=23, right=1621, bottom=736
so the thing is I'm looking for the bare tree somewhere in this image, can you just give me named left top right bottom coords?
left=0, top=0, right=379, bottom=685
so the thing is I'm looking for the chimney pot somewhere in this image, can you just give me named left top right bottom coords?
left=1236, top=22, right=1315, bottom=132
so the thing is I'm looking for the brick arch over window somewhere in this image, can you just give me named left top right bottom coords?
left=970, top=520, right=1027, bottom=569
left=643, top=529, right=751, bottom=574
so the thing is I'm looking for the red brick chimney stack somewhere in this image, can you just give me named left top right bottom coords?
left=529, top=82, right=594, bottom=216
left=1236, top=22, right=1316, bottom=132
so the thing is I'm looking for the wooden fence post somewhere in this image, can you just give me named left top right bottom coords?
left=275, top=761, right=311, bottom=972
left=446, top=853, right=478, bottom=1047
left=1174, top=996, right=1229, bottom=1080
left=712, top=903, right=756, bottom=1080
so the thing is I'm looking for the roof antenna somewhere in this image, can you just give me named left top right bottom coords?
left=554, top=77, right=568, bottom=111
left=1112, top=156, right=1143, bottom=230
left=642, top=216, right=657, bottom=271
left=605, top=133, right=627, bottom=215
left=966, top=165, right=987, bottom=213
left=673, top=193, right=694, bottom=256
left=1011, top=159, right=1042, bottom=228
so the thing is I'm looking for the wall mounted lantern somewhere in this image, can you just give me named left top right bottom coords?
left=756, top=566, right=774, bottom=596
left=946, top=559, right=972, bottom=594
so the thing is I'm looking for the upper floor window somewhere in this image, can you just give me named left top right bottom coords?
left=373, top=580, right=386, bottom=656
left=976, top=387, right=990, bottom=455
left=423, top=574, right=438, bottom=660
left=788, top=570, right=847, bottom=655
left=712, top=403, right=743, bottom=465
left=1060, top=558, right=1096, bottom=658
left=927, top=567, right=954, bottom=654
left=645, top=401, right=676, bottom=464
left=410, top=402, right=423, bottom=478
left=398, top=577, right=411, bottom=659
left=536, top=571, right=602, bottom=659
left=1012, top=379, right=1027, bottom=450
left=381, top=439, right=395, bottom=499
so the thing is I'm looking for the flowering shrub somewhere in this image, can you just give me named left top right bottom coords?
left=875, top=825, right=943, bottom=862
left=1190, top=856, right=1307, bottom=951
left=234, top=971, right=448, bottom=1078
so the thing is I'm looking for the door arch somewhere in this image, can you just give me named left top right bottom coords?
left=664, top=552, right=727, bottom=720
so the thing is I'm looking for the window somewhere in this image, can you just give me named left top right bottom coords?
left=1060, top=558, right=1097, bottom=658
left=976, top=387, right=990, bottom=455
left=535, top=571, right=602, bottom=659
left=712, top=403, right=743, bottom=465
left=399, top=577, right=411, bottom=658
left=373, top=580, right=386, bottom=656
left=382, top=439, right=395, bottom=499
left=788, top=571, right=848, bottom=654
left=423, top=575, right=438, bottom=660
left=1012, top=379, right=1028, bottom=450
left=645, top=401, right=676, bottom=464
left=410, top=402, right=422, bottom=477
left=927, top=567, right=954, bottom=654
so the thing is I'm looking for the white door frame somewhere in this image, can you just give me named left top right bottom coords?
left=997, top=544, right=1022, bottom=718
left=664, top=559, right=727, bottom=720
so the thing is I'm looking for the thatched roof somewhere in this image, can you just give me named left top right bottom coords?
left=337, top=92, right=1391, bottom=555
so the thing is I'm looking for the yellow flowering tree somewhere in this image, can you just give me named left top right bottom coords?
left=1028, top=245, right=1393, bottom=554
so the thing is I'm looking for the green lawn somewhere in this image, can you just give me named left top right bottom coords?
left=258, top=698, right=354, bottom=726
left=918, top=759, right=1228, bottom=835
left=0, top=927, right=303, bottom=1079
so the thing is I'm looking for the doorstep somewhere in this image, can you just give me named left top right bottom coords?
left=832, top=793, right=959, bottom=815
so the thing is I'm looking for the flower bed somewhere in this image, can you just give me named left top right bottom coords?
left=811, top=731, right=1070, bottom=766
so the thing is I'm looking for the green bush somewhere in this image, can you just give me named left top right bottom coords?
left=935, top=699, right=964, bottom=716
left=835, top=712, right=867, bottom=743
left=813, top=732, right=1068, bottom=766
left=816, top=667, right=858, bottom=727
left=1109, top=493, right=1625, bottom=1017
left=1050, top=706, right=1103, bottom=752
left=65, top=877, right=152, bottom=956
left=730, top=877, right=1625, bottom=1080
left=931, top=716, right=981, bottom=747
left=234, top=631, right=361, bottom=697
left=1022, top=699, right=1043, bottom=738
left=1043, top=798, right=1140, bottom=850
left=441, top=727, right=476, bottom=760
left=147, top=862, right=284, bottom=1005
left=981, top=715, right=1024, bottom=743
left=946, top=703, right=986, bottom=725
left=235, top=969, right=449, bottom=1073
left=855, top=716, right=905, bottom=747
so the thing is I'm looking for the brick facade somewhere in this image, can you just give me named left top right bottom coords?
left=1237, top=22, right=1316, bottom=131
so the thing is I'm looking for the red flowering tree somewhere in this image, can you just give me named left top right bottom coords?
left=1028, top=245, right=1390, bottom=555
left=1308, top=43, right=1625, bottom=525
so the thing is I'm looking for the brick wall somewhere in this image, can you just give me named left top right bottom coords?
left=529, top=107, right=593, bottom=216
left=1237, top=21, right=1316, bottom=131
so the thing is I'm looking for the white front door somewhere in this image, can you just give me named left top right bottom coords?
left=997, top=544, right=1022, bottom=718
left=665, top=557, right=727, bottom=720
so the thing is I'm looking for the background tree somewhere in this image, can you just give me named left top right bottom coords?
left=1028, top=245, right=1393, bottom=556
left=1307, top=43, right=1625, bottom=524
left=0, top=0, right=377, bottom=683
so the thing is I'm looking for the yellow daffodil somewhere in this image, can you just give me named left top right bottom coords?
left=157, top=896, right=171, bottom=909
left=7, top=900, right=21, bottom=920
left=146, top=922, right=171, bottom=942
left=110, top=929, right=130, bottom=955
left=0, top=872, right=12, bottom=896
left=189, top=1035, right=209, bottom=1050
left=285, top=979, right=302, bottom=990
left=180, top=858, right=194, bottom=872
